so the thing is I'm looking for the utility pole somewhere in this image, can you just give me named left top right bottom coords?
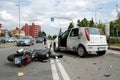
left=116, top=4, right=119, bottom=13
left=95, top=7, right=102, bottom=24
left=116, top=4, right=119, bottom=37
left=16, top=0, right=21, bottom=37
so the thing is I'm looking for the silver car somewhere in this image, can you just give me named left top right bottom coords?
left=17, top=36, right=34, bottom=46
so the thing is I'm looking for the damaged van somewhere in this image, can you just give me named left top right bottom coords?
left=53, top=27, right=108, bottom=57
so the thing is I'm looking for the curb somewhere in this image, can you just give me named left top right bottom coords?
left=0, top=43, right=16, bottom=48
left=108, top=47, right=120, bottom=51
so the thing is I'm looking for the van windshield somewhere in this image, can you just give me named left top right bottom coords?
left=87, top=28, right=102, bottom=35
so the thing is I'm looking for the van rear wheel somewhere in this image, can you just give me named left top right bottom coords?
left=77, top=46, right=87, bottom=57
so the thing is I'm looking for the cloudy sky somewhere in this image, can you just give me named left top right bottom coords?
left=0, top=0, right=120, bottom=35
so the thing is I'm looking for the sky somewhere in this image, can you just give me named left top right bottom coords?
left=0, top=0, right=120, bottom=35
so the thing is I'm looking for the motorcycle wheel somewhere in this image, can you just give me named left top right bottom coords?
left=7, top=54, right=17, bottom=62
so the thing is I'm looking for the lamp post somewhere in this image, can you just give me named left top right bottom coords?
left=16, top=0, right=21, bottom=37
left=95, top=7, right=102, bottom=24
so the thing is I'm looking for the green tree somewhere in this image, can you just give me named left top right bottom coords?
left=53, top=35, right=57, bottom=40
left=96, top=23, right=105, bottom=33
left=68, top=22, right=74, bottom=30
left=115, top=12, right=120, bottom=31
left=38, top=31, right=46, bottom=37
left=110, top=21, right=116, bottom=36
left=89, top=18, right=95, bottom=27
left=80, top=18, right=89, bottom=27
left=48, top=35, right=53, bottom=40
left=77, top=19, right=82, bottom=27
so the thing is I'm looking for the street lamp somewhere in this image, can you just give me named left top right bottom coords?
left=16, top=0, right=21, bottom=37
left=95, top=7, right=102, bottom=24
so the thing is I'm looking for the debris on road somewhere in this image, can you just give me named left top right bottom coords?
left=17, top=72, right=24, bottom=77
left=104, top=74, right=111, bottom=77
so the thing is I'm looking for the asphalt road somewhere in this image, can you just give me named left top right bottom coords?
left=0, top=43, right=120, bottom=80
left=0, top=43, right=52, bottom=80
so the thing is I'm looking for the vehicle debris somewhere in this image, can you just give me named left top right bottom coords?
left=17, top=72, right=24, bottom=77
left=104, top=74, right=111, bottom=77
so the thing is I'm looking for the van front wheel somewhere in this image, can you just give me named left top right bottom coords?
left=77, top=46, right=87, bottom=57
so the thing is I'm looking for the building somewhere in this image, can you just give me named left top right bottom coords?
left=0, top=29, right=4, bottom=36
left=9, top=28, right=25, bottom=37
left=22, top=23, right=41, bottom=38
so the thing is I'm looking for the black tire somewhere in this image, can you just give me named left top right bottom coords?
left=7, top=54, right=17, bottom=62
left=77, top=45, right=87, bottom=57
left=97, top=51, right=106, bottom=56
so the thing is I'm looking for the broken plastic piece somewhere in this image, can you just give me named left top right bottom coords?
left=17, top=72, right=24, bottom=77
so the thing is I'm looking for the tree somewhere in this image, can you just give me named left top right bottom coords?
left=110, top=21, right=116, bottom=36
left=42, top=31, right=46, bottom=36
left=68, top=22, right=74, bottom=30
left=38, top=31, right=46, bottom=37
left=112, top=12, right=120, bottom=37
left=115, top=12, right=120, bottom=31
left=89, top=18, right=95, bottom=27
left=80, top=18, right=89, bottom=27
left=53, top=35, right=57, bottom=40
left=47, top=35, right=52, bottom=40
left=77, top=19, right=82, bottom=27
left=96, top=23, right=105, bottom=33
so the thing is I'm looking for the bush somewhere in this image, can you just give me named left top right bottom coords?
left=110, top=37, right=120, bottom=44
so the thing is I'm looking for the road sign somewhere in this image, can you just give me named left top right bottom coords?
left=51, top=17, right=54, bottom=22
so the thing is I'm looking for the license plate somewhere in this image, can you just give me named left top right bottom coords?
left=98, top=47, right=105, bottom=51
left=15, top=58, right=21, bottom=64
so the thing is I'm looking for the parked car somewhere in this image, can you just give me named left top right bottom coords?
left=53, top=27, right=108, bottom=57
left=16, top=36, right=34, bottom=46
left=6, top=37, right=16, bottom=43
left=36, top=37, right=43, bottom=43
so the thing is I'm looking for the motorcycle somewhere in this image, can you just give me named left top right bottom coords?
left=7, top=48, right=34, bottom=66
left=7, top=43, right=63, bottom=67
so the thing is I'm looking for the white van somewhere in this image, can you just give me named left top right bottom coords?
left=53, top=27, right=108, bottom=57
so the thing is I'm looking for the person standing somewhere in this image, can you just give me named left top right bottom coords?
left=43, top=35, right=47, bottom=45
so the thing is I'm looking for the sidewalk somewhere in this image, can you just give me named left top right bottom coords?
left=0, top=43, right=15, bottom=48
left=109, top=46, right=120, bottom=51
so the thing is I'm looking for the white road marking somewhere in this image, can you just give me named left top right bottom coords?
left=50, top=59, right=60, bottom=80
left=55, top=59, right=71, bottom=80
left=49, top=41, right=71, bottom=80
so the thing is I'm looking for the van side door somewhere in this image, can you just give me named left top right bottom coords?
left=59, top=30, right=70, bottom=47
left=67, top=28, right=79, bottom=51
